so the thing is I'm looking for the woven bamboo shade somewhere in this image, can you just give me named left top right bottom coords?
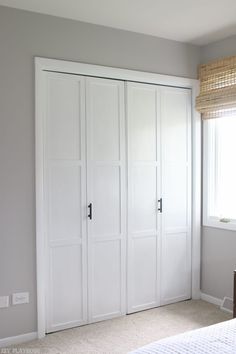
left=196, top=56, right=236, bottom=119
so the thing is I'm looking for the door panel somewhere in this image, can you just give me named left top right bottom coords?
left=92, top=240, right=122, bottom=319
left=129, top=86, right=157, bottom=161
left=161, top=87, right=191, bottom=305
left=162, top=91, right=188, bottom=162
left=86, top=77, right=126, bottom=322
left=90, top=83, right=120, bottom=161
left=127, top=82, right=161, bottom=313
left=130, top=236, right=157, bottom=310
left=163, top=163, right=188, bottom=229
left=92, top=165, right=121, bottom=237
left=50, top=245, right=83, bottom=327
left=131, top=165, right=157, bottom=233
left=47, top=75, right=81, bottom=160
left=48, top=163, right=82, bottom=240
left=45, top=72, right=87, bottom=332
left=162, top=232, right=190, bottom=302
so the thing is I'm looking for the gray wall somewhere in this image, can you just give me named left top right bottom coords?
left=201, top=227, right=236, bottom=300
left=200, top=35, right=236, bottom=301
left=0, top=5, right=200, bottom=339
left=201, top=34, right=236, bottom=62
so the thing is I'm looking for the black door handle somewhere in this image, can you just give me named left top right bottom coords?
left=158, top=198, right=162, bottom=213
left=88, top=203, right=92, bottom=220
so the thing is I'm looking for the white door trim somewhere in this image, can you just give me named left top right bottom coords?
left=35, top=57, right=201, bottom=339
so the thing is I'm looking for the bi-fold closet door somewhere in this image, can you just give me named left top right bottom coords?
left=44, top=73, right=87, bottom=333
left=127, top=83, right=161, bottom=313
left=127, top=82, right=192, bottom=313
left=44, top=71, right=191, bottom=333
left=44, top=73, right=126, bottom=333
left=86, top=77, right=126, bottom=323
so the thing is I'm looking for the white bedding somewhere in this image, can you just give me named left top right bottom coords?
left=130, top=319, right=236, bottom=354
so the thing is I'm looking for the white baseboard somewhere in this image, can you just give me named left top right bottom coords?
left=0, top=332, right=37, bottom=348
left=221, top=307, right=233, bottom=314
left=221, top=297, right=233, bottom=314
left=201, top=292, right=234, bottom=314
left=200, top=292, right=222, bottom=307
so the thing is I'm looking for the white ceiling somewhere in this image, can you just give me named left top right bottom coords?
left=1, top=0, right=236, bottom=45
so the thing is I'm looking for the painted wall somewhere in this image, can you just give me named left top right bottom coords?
left=200, top=35, right=236, bottom=302
left=201, top=34, right=236, bottom=62
left=0, top=5, right=200, bottom=339
left=201, top=227, right=236, bottom=300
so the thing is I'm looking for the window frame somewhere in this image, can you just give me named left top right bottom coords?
left=203, top=119, right=236, bottom=230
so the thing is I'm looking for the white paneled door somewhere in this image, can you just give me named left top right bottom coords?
left=86, top=78, right=126, bottom=322
left=160, top=87, right=191, bottom=305
left=45, top=73, right=87, bottom=333
left=127, top=82, right=161, bottom=313
left=127, top=83, right=192, bottom=313
left=43, top=71, right=192, bottom=333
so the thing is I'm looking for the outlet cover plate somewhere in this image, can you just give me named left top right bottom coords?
left=0, top=296, right=9, bottom=308
left=12, top=292, right=29, bottom=305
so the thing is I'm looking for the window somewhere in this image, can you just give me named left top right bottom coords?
left=203, top=116, right=236, bottom=230
left=196, top=56, right=236, bottom=230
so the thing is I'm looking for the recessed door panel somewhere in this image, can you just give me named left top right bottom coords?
left=163, top=163, right=189, bottom=229
left=48, top=163, right=81, bottom=241
left=162, top=91, right=188, bottom=162
left=130, top=236, right=157, bottom=310
left=92, top=240, right=122, bottom=318
left=129, top=86, right=157, bottom=161
left=49, top=245, right=83, bottom=327
left=131, top=165, right=158, bottom=233
left=162, top=232, right=190, bottom=302
left=86, top=77, right=126, bottom=322
left=92, top=165, right=121, bottom=237
left=47, top=76, right=81, bottom=160
left=90, top=81, right=120, bottom=161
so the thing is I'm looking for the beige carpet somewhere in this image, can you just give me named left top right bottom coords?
left=9, top=300, right=231, bottom=354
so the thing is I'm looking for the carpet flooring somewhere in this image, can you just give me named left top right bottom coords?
left=7, top=300, right=232, bottom=354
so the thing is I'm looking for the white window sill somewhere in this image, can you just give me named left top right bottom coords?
left=203, top=217, right=236, bottom=231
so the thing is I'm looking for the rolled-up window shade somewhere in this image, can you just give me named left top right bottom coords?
left=196, top=56, right=236, bottom=119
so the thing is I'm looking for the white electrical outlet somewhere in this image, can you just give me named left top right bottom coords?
left=0, top=296, right=9, bottom=308
left=12, top=292, right=29, bottom=305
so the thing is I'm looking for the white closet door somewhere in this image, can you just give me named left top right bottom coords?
left=127, top=82, right=161, bottom=313
left=86, top=77, right=126, bottom=322
left=44, top=73, right=87, bottom=332
left=161, top=87, right=191, bottom=305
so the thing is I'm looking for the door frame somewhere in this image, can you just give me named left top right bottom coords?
left=35, top=57, right=201, bottom=339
